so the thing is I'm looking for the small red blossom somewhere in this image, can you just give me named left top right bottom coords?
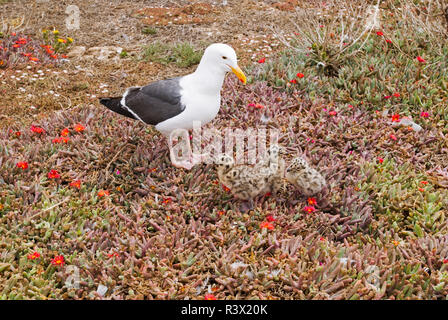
left=418, top=187, right=425, bottom=192
left=222, top=184, right=231, bottom=192
left=98, top=190, right=110, bottom=197
left=258, top=57, right=266, bottom=63
left=296, top=72, right=304, bottom=78
left=319, top=237, right=325, bottom=241
left=390, top=134, right=397, bottom=141
left=393, top=92, right=400, bottom=98
left=391, top=114, right=400, bottom=122
left=52, top=137, right=62, bottom=144
left=74, top=123, right=85, bottom=132
left=15, top=131, right=21, bottom=137
left=416, top=56, right=426, bottom=63
left=328, top=110, right=337, bottom=116
left=47, top=169, right=60, bottom=179
left=31, top=125, right=45, bottom=134
left=443, top=259, right=448, bottom=264
left=386, top=39, right=392, bottom=44
left=218, top=210, right=225, bottom=216
left=260, top=221, right=275, bottom=230
left=377, top=157, right=384, bottom=164
left=70, top=180, right=81, bottom=189
left=16, top=162, right=29, bottom=170
left=51, top=255, right=65, bottom=266
left=307, top=197, right=317, bottom=205
left=204, top=294, right=217, bottom=300
left=347, top=104, right=354, bottom=108
left=107, top=252, right=119, bottom=258
left=376, top=31, right=384, bottom=36
left=289, top=79, right=297, bottom=84
left=420, top=111, right=429, bottom=118
left=29, top=57, right=39, bottom=62
left=266, top=214, right=276, bottom=222
left=303, top=206, right=316, bottom=213
left=162, top=197, right=172, bottom=204
left=384, top=95, right=392, bottom=100
left=27, top=251, right=40, bottom=260
left=60, top=128, right=69, bottom=137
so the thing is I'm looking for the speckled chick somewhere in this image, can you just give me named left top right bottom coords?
left=285, top=157, right=326, bottom=196
left=216, top=145, right=285, bottom=201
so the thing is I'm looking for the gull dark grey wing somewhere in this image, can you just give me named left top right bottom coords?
left=100, top=77, right=186, bottom=125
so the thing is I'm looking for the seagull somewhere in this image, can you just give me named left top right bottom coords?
left=99, top=43, right=247, bottom=169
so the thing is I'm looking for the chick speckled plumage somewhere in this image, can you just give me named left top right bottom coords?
left=285, top=156, right=326, bottom=196
left=216, top=145, right=285, bottom=201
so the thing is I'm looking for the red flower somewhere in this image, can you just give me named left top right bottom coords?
left=384, top=95, right=392, bottom=100
left=390, top=134, right=397, bottom=141
left=290, top=79, right=297, bottom=84
left=204, top=294, right=217, bottom=300
left=162, top=197, right=172, bottom=204
left=52, top=137, right=62, bottom=144
left=48, top=169, right=60, bottom=179
left=27, top=251, right=40, bottom=260
left=391, top=114, right=400, bottom=122
left=258, top=57, right=266, bottom=63
left=222, top=184, right=231, bottom=192
left=107, top=252, right=119, bottom=258
left=420, top=111, right=429, bottom=118
left=420, top=181, right=428, bottom=185
left=328, top=110, right=337, bottom=116
left=416, top=56, right=426, bottom=63
left=98, top=190, right=110, bottom=197
left=51, top=255, right=65, bottom=266
left=16, top=162, right=28, bottom=170
left=376, top=31, right=384, bottom=36
left=260, top=221, right=274, bottom=230
left=70, top=180, right=81, bottom=189
left=393, top=92, right=400, bottom=98
left=443, top=259, right=448, bottom=264
left=377, top=157, right=384, bottom=164
left=386, top=39, right=392, bottom=44
left=218, top=210, right=225, bottom=216
left=60, top=128, right=69, bottom=137
left=303, top=206, right=316, bottom=213
left=74, top=123, right=85, bottom=132
left=307, top=197, right=317, bottom=205
left=15, top=131, right=21, bottom=137
left=29, top=57, right=39, bottom=62
left=31, top=125, right=45, bottom=134
left=418, top=187, right=425, bottom=192
left=266, top=214, right=276, bottom=222
left=296, top=72, right=304, bottom=78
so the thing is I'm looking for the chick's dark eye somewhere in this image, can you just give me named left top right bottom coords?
left=222, top=56, right=227, bottom=59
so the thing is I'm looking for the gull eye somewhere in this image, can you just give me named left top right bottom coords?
left=222, top=56, right=227, bottom=60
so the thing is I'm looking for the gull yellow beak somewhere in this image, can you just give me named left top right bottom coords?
left=230, top=65, right=247, bottom=85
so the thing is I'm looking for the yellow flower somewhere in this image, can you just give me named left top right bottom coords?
left=67, top=37, right=74, bottom=43
left=53, top=29, right=59, bottom=35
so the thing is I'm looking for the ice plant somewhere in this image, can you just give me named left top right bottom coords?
left=303, top=206, right=316, bottom=213
left=51, top=255, right=65, bottom=266
left=290, top=79, right=297, bottom=84
left=377, top=157, right=384, bottom=164
left=420, top=111, right=429, bottom=118
left=416, top=56, right=426, bottom=63
left=260, top=221, right=274, bottom=230
left=27, top=251, right=40, bottom=260
left=60, top=128, right=69, bottom=137
left=70, top=180, right=81, bottom=189
left=47, top=169, right=60, bottom=179
left=204, top=294, right=217, bottom=300
left=16, top=162, right=28, bottom=170
left=98, top=190, right=110, bottom=197
left=296, top=72, right=304, bottom=78
left=307, top=197, right=317, bottom=206
left=31, top=125, right=45, bottom=134
left=391, top=114, right=400, bottom=122
left=393, top=92, right=400, bottom=98
left=74, top=123, right=85, bottom=132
